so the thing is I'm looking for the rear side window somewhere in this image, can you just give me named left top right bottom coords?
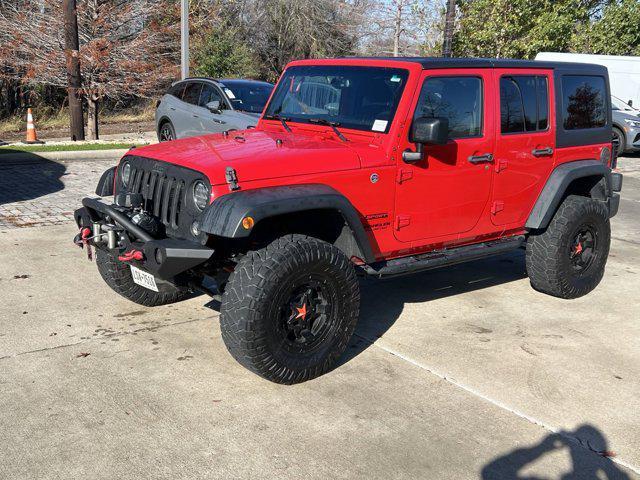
left=415, top=76, right=483, bottom=139
left=182, top=82, right=203, bottom=105
left=168, top=83, right=186, bottom=99
left=500, top=75, right=549, bottom=133
left=562, top=75, right=607, bottom=130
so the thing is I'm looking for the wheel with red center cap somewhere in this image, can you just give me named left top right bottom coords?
left=219, top=234, right=360, bottom=384
left=526, top=194, right=610, bottom=299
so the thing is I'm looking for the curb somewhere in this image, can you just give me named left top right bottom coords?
left=0, top=148, right=129, bottom=165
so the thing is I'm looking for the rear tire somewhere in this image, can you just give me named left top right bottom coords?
left=526, top=195, right=610, bottom=299
left=219, top=234, right=360, bottom=384
left=96, top=249, right=190, bottom=307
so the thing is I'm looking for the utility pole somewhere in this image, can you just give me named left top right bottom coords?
left=181, top=0, right=189, bottom=79
left=442, top=0, right=456, bottom=58
left=63, top=0, right=84, bottom=141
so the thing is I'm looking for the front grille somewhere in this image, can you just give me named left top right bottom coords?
left=116, top=155, right=209, bottom=239
left=129, top=167, right=185, bottom=230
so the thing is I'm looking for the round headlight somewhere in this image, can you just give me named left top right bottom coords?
left=193, top=181, right=210, bottom=210
left=120, top=162, right=131, bottom=187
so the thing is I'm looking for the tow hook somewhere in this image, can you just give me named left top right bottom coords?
left=73, top=227, right=94, bottom=261
left=118, top=249, right=144, bottom=262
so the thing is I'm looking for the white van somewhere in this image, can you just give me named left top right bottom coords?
left=536, top=52, right=640, bottom=109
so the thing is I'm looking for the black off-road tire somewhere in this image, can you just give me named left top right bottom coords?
left=220, top=234, right=360, bottom=384
left=96, top=249, right=190, bottom=307
left=526, top=194, right=611, bottom=299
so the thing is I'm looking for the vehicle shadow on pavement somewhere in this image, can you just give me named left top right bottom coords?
left=0, top=150, right=66, bottom=205
left=339, top=250, right=527, bottom=366
left=481, top=424, right=630, bottom=479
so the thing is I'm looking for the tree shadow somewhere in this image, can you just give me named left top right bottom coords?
left=481, top=424, right=631, bottom=479
left=0, top=150, right=66, bottom=205
left=339, top=249, right=527, bottom=365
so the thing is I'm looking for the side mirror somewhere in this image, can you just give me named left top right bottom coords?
left=628, top=99, right=634, bottom=108
left=403, top=117, right=449, bottom=163
left=206, top=100, right=222, bottom=114
left=410, top=117, right=449, bottom=145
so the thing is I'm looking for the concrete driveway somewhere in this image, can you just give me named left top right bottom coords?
left=0, top=156, right=639, bottom=479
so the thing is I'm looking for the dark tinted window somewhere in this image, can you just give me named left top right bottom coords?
left=415, top=76, right=482, bottom=138
left=221, top=81, right=273, bottom=114
left=182, top=82, right=202, bottom=105
left=265, top=66, right=408, bottom=133
left=562, top=75, right=607, bottom=130
left=500, top=75, right=549, bottom=133
left=168, top=83, right=186, bottom=99
left=199, top=84, right=223, bottom=107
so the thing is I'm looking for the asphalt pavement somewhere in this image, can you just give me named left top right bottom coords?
left=0, top=156, right=639, bottom=479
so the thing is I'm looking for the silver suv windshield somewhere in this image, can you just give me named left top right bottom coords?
left=264, top=65, right=409, bottom=133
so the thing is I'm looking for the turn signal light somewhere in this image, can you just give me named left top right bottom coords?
left=242, top=216, right=255, bottom=230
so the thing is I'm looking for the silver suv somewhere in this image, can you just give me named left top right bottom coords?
left=155, top=78, right=274, bottom=141
left=612, top=95, right=640, bottom=156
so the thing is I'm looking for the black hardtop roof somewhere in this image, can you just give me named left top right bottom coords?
left=343, top=56, right=608, bottom=73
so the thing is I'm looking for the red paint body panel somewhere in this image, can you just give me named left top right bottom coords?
left=127, top=58, right=611, bottom=263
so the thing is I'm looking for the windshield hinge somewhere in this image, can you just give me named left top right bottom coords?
left=225, top=167, right=240, bottom=191
left=396, top=169, right=413, bottom=184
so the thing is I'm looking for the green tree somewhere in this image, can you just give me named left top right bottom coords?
left=573, top=0, right=640, bottom=55
left=452, top=0, right=604, bottom=58
left=192, top=27, right=259, bottom=79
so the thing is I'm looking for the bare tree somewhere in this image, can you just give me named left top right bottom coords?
left=0, top=0, right=179, bottom=139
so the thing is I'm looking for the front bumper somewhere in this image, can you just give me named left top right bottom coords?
left=75, top=197, right=214, bottom=280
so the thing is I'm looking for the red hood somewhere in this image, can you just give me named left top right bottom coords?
left=128, top=129, right=363, bottom=185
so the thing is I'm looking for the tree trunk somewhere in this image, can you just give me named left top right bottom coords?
left=63, top=0, right=85, bottom=141
left=442, top=0, right=456, bottom=57
left=87, top=95, right=99, bottom=140
left=393, top=0, right=403, bottom=57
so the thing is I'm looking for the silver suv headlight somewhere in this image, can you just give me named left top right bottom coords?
left=624, top=118, right=640, bottom=128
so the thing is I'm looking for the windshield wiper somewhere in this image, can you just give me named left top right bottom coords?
left=263, top=113, right=291, bottom=133
left=308, top=118, right=348, bottom=142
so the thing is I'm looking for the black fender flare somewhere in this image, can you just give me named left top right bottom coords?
left=200, top=184, right=375, bottom=263
left=95, top=166, right=116, bottom=196
left=526, top=160, right=611, bottom=230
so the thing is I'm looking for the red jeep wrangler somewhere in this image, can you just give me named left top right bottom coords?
left=75, top=57, right=623, bottom=384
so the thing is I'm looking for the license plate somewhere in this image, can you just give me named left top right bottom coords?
left=130, top=265, right=159, bottom=292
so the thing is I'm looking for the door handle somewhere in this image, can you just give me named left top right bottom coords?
left=193, top=114, right=199, bottom=118
left=169, top=107, right=176, bottom=111
left=468, top=153, right=493, bottom=164
left=532, top=147, right=554, bottom=157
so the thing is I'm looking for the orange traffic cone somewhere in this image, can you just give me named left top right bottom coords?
left=24, top=108, right=44, bottom=144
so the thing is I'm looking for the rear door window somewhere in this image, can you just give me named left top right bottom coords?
left=562, top=75, right=607, bottom=130
left=182, top=82, right=203, bottom=105
left=168, top=83, right=186, bottom=99
left=414, top=76, right=483, bottom=139
left=500, top=75, right=549, bottom=133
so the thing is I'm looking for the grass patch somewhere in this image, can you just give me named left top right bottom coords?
left=0, top=142, right=147, bottom=153
left=0, top=101, right=155, bottom=135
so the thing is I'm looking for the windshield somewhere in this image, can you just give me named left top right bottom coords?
left=264, top=65, right=409, bottom=133
left=221, top=81, right=273, bottom=114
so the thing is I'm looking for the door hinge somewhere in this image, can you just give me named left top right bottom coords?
left=396, top=169, right=413, bottom=184
left=395, top=215, right=411, bottom=230
left=495, top=159, right=508, bottom=173
left=491, top=201, right=504, bottom=215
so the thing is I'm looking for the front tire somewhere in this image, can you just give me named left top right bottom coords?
left=96, top=249, right=190, bottom=307
left=526, top=195, right=611, bottom=299
left=158, top=121, right=176, bottom=142
left=220, top=235, right=360, bottom=384
left=612, top=126, right=625, bottom=158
